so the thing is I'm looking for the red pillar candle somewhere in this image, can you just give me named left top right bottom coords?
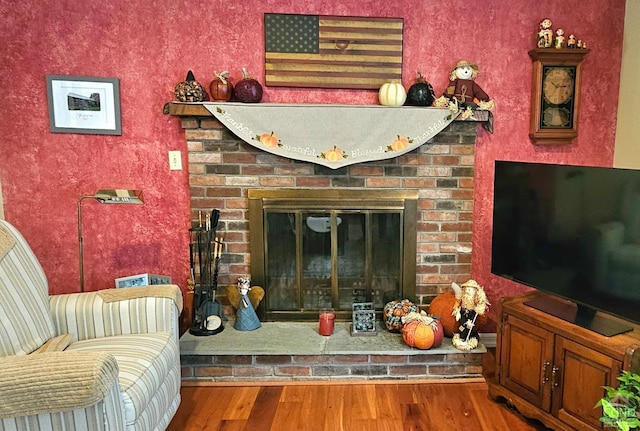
left=319, top=308, right=335, bottom=336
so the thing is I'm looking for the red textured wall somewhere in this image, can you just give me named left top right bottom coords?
left=0, top=1, right=626, bottom=325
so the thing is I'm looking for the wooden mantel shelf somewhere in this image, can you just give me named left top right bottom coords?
left=162, top=101, right=491, bottom=124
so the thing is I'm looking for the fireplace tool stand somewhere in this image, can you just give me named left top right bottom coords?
left=189, top=209, right=225, bottom=336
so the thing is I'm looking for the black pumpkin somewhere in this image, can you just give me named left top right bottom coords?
left=174, top=70, right=208, bottom=102
left=405, top=72, right=435, bottom=106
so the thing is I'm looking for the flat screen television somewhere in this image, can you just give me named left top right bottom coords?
left=491, top=160, right=640, bottom=336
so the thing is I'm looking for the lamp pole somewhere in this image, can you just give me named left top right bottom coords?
left=77, top=189, right=144, bottom=292
left=77, top=195, right=94, bottom=293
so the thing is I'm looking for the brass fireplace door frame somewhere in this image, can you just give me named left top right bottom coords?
left=248, top=189, right=418, bottom=321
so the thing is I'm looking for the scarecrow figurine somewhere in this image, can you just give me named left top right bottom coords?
left=441, top=60, right=492, bottom=108
left=451, top=279, right=489, bottom=351
left=434, top=60, right=494, bottom=125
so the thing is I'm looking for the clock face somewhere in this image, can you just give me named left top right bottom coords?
left=543, top=67, right=574, bottom=105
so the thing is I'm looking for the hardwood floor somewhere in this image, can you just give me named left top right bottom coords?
left=167, top=380, right=551, bottom=431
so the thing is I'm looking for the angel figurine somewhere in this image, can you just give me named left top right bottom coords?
left=451, top=279, right=489, bottom=351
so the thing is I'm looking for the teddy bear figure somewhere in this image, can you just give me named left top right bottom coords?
left=435, top=60, right=494, bottom=113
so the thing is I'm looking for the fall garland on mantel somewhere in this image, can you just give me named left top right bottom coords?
left=200, top=102, right=470, bottom=169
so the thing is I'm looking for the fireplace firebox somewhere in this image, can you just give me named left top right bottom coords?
left=249, top=189, right=418, bottom=321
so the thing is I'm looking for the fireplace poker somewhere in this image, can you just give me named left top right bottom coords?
left=212, top=237, right=222, bottom=291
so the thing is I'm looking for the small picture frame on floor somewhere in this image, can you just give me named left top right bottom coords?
left=351, top=302, right=377, bottom=336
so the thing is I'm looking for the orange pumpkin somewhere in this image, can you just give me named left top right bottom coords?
left=428, top=290, right=488, bottom=337
left=431, top=318, right=444, bottom=347
left=402, top=320, right=435, bottom=349
left=428, top=291, right=458, bottom=337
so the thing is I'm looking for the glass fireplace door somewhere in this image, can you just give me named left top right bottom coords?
left=264, top=209, right=403, bottom=319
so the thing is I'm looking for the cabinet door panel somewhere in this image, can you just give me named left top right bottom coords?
left=553, top=337, right=622, bottom=431
left=501, top=315, right=555, bottom=409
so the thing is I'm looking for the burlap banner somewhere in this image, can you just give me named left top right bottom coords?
left=204, top=103, right=456, bottom=169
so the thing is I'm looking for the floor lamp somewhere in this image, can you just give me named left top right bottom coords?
left=78, top=189, right=144, bottom=292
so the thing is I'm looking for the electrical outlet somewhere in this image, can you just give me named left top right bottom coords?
left=168, top=150, right=182, bottom=170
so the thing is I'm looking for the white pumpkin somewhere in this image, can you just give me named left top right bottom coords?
left=378, top=81, right=407, bottom=107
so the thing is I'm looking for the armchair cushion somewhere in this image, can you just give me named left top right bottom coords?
left=33, top=333, right=72, bottom=353
left=0, top=222, right=55, bottom=357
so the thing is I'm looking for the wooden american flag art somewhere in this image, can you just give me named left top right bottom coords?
left=264, top=14, right=404, bottom=90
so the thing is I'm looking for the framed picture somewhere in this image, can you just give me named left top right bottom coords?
left=351, top=302, right=377, bottom=336
left=115, top=273, right=171, bottom=288
left=46, top=75, right=122, bottom=135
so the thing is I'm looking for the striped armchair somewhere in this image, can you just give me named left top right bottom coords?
left=0, top=220, right=183, bottom=431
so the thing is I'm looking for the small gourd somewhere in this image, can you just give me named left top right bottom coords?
left=378, top=80, right=406, bottom=107
left=209, top=71, right=234, bottom=102
left=234, top=68, right=263, bottom=103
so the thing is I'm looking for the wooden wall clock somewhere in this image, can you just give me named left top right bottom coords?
left=529, top=48, right=590, bottom=145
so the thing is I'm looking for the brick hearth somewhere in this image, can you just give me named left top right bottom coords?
left=179, top=321, right=485, bottom=383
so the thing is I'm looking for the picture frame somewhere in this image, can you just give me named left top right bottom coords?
left=115, top=273, right=171, bottom=288
left=46, top=75, right=122, bottom=135
left=351, top=302, right=377, bottom=336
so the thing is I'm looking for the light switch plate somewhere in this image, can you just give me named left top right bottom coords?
left=169, top=150, right=182, bottom=170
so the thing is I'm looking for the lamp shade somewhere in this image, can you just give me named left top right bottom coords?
left=93, top=189, right=143, bottom=204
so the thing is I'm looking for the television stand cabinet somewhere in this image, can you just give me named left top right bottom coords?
left=488, top=291, right=640, bottom=431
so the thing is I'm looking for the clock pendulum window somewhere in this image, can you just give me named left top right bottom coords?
left=528, top=48, right=589, bottom=145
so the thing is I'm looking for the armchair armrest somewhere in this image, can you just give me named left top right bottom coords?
left=0, top=351, right=118, bottom=419
left=49, top=285, right=183, bottom=343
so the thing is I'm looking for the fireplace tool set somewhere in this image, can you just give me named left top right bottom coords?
left=189, top=209, right=225, bottom=336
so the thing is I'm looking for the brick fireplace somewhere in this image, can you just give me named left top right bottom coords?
left=169, top=103, right=479, bottom=311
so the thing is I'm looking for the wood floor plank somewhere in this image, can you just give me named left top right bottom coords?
left=402, top=403, right=431, bottom=431
left=221, top=386, right=260, bottom=420
left=346, top=384, right=378, bottom=420
left=279, top=385, right=307, bottom=402
left=217, top=419, right=247, bottom=431
left=375, top=417, right=399, bottom=431
left=375, top=384, right=403, bottom=420
left=169, top=386, right=233, bottom=430
left=324, top=384, right=347, bottom=431
left=244, top=386, right=283, bottom=431
left=270, top=401, right=302, bottom=431
left=421, top=384, right=482, bottom=431
left=167, top=381, right=554, bottom=431
left=468, top=387, right=551, bottom=431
